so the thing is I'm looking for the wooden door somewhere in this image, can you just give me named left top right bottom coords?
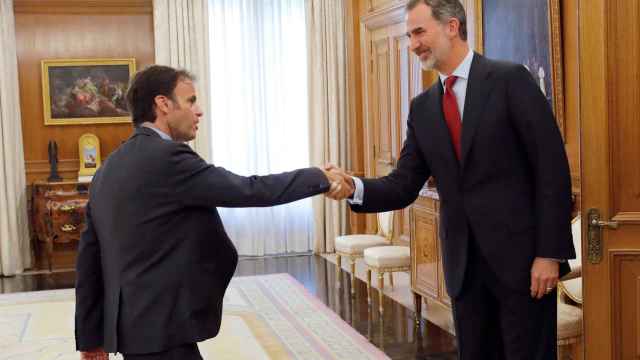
left=370, top=25, right=395, bottom=178
left=362, top=4, right=423, bottom=242
left=580, top=1, right=640, bottom=358
left=392, top=23, right=423, bottom=245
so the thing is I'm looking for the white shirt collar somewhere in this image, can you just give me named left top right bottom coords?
left=439, top=49, right=474, bottom=87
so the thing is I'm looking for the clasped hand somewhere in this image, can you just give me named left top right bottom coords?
left=320, top=164, right=355, bottom=200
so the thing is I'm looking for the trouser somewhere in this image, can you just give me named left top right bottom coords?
left=451, top=237, right=557, bottom=360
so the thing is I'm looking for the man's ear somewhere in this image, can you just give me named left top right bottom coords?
left=153, top=95, right=171, bottom=115
left=446, top=18, right=460, bottom=38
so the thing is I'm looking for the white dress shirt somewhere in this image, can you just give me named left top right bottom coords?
left=438, top=49, right=474, bottom=122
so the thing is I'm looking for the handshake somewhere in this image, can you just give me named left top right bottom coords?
left=320, top=164, right=355, bottom=200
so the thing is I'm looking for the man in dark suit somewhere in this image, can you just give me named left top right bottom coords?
left=75, top=65, right=352, bottom=360
left=326, top=0, right=575, bottom=358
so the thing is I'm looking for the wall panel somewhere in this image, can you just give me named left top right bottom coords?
left=14, top=0, right=154, bottom=183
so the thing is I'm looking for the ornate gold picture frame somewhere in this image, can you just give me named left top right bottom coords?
left=475, top=0, right=564, bottom=140
left=41, top=58, right=136, bottom=125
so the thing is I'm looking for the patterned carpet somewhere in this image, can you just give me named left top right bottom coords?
left=0, top=273, right=389, bottom=359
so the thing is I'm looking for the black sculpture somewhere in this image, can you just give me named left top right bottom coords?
left=47, top=140, right=62, bottom=182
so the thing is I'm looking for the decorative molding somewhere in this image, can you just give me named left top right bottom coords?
left=361, top=2, right=405, bottom=29
left=14, top=0, right=152, bottom=14
left=548, top=0, right=566, bottom=141
left=610, top=251, right=640, bottom=360
left=611, top=212, right=640, bottom=224
left=474, top=0, right=483, bottom=54
left=344, top=0, right=363, bottom=183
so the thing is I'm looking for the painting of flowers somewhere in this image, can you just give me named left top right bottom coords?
left=41, top=59, right=135, bottom=125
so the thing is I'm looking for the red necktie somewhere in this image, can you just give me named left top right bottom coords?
left=442, top=76, right=462, bottom=160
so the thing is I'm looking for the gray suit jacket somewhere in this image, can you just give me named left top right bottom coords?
left=75, top=126, right=329, bottom=354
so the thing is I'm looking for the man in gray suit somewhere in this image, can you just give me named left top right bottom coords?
left=75, top=65, right=352, bottom=360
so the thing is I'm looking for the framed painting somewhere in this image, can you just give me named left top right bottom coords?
left=41, top=58, right=136, bottom=125
left=475, top=0, right=564, bottom=139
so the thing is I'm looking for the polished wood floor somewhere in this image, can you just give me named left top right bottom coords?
left=0, top=254, right=458, bottom=359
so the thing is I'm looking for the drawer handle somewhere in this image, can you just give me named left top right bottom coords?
left=61, top=224, right=77, bottom=232
left=60, top=204, right=77, bottom=212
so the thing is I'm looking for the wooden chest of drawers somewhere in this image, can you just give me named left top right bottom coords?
left=411, top=189, right=452, bottom=303
left=31, top=181, right=89, bottom=271
left=410, top=187, right=455, bottom=333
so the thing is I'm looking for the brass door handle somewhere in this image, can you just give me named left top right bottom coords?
left=587, top=208, right=619, bottom=264
left=590, top=218, right=619, bottom=229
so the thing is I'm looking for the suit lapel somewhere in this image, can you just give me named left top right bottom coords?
left=460, top=53, right=494, bottom=169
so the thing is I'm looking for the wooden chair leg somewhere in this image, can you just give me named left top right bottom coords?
left=46, top=238, right=54, bottom=272
left=366, top=269, right=372, bottom=304
left=335, top=254, right=342, bottom=289
left=388, top=272, right=394, bottom=289
left=557, top=344, right=567, bottom=360
left=378, top=272, right=385, bottom=314
left=350, top=258, right=356, bottom=296
left=413, top=291, right=422, bottom=326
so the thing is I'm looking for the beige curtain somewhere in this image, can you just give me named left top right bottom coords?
left=153, top=0, right=212, bottom=162
left=0, top=0, right=31, bottom=276
left=307, top=0, right=350, bottom=254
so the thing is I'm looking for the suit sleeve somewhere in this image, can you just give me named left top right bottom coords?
left=350, top=101, right=431, bottom=213
left=169, top=144, right=331, bottom=208
left=75, top=202, right=104, bottom=351
left=507, top=65, right=575, bottom=260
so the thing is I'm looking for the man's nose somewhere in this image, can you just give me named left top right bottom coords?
left=409, top=39, right=419, bottom=52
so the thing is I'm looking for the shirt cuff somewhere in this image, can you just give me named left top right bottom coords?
left=542, top=258, right=565, bottom=263
left=347, top=177, right=364, bottom=205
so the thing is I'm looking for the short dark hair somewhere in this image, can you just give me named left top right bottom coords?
left=125, top=65, right=195, bottom=126
left=406, top=0, right=467, bottom=41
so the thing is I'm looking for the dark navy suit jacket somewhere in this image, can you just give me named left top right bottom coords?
left=350, top=54, right=575, bottom=298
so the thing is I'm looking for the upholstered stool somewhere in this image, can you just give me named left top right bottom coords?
left=335, top=235, right=388, bottom=295
left=335, top=212, right=393, bottom=296
left=363, top=245, right=410, bottom=314
left=557, top=302, right=583, bottom=360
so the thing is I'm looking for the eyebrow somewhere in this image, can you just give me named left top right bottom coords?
left=406, top=26, right=425, bottom=37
